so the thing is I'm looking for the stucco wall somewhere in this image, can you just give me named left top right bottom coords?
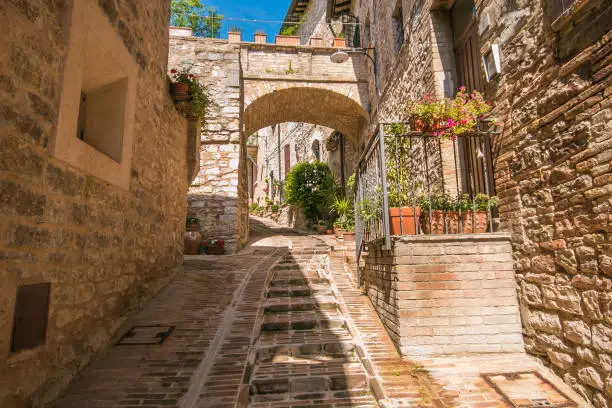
left=0, top=1, right=188, bottom=406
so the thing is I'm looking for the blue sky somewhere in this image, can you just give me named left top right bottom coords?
left=211, top=0, right=292, bottom=40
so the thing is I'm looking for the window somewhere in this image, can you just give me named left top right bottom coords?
left=483, top=44, right=501, bottom=81
left=51, top=0, right=138, bottom=190
left=551, top=0, right=577, bottom=22
left=392, top=1, right=404, bottom=52
left=312, top=140, right=321, bottom=161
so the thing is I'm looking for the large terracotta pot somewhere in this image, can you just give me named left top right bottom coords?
left=343, top=231, right=356, bottom=242
left=333, top=37, right=346, bottom=48
left=228, top=31, right=242, bottom=43
left=389, top=207, right=421, bottom=235
left=335, top=229, right=346, bottom=239
left=275, top=35, right=300, bottom=46
left=184, top=232, right=201, bottom=255
left=316, top=225, right=327, bottom=234
left=460, top=211, right=489, bottom=233
left=421, top=211, right=460, bottom=234
left=172, top=82, right=189, bottom=101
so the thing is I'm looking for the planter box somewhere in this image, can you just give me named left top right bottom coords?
left=172, top=82, right=189, bottom=101
left=205, top=245, right=225, bottom=255
left=333, top=38, right=346, bottom=48
left=389, top=207, right=421, bottom=235
left=254, top=33, right=267, bottom=43
left=310, top=37, right=323, bottom=47
left=228, top=31, right=242, bottom=43
left=276, top=35, right=300, bottom=46
left=420, top=210, right=489, bottom=234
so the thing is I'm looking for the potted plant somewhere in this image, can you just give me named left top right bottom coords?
left=333, top=32, right=346, bottom=48
left=169, top=68, right=211, bottom=119
left=343, top=224, right=356, bottom=241
left=385, top=125, right=422, bottom=235
left=254, top=30, right=267, bottom=43
left=458, top=193, right=498, bottom=233
left=184, top=216, right=202, bottom=255
left=170, top=68, right=192, bottom=101
left=316, top=220, right=328, bottom=234
left=228, top=26, right=242, bottom=42
left=203, top=239, right=225, bottom=255
left=325, top=133, right=340, bottom=151
left=406, top=88, right=495, bottom=138
left=419, top=194, right=460, bottom=234
left=334, top=220, right=346, bottom=239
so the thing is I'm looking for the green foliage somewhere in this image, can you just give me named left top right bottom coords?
left=170, top=68, right=212, bottom=118
left=419, top=193, right=499, bottom=211
left=346, top=174, right=356, bottom=193
left=170, top=0, right=223, bottom=38
left=330, top=196, right=355, bottom=229
left=357, top=199, right=381, bottom=233
left=384, top=124, right=423, bottom=207
left=284, top=162, right=336, bottom=222
left=280, top=15, right=305, bottom=36
left=186, top=216, right=200, bottom=225
left=228, top=25, right=242, bottom=33
left=271, top=204, right=280, bottom=213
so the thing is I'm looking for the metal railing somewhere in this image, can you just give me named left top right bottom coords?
left=354, top=122, right=499, bottom=281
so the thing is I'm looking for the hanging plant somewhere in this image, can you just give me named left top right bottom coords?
left=325, top=133, right=340, bottom=151
left=170, top=68, right=212, bottom=119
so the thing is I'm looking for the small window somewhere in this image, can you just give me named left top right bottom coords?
left=312, top=140, right=321, bottom=161
left=551, top=0, right=577, bottom=22
left=392, top=1, right=404, bottom=52
left=483, top=44, right=501, bottom=81
left=11, top=283, right=51, bottom=353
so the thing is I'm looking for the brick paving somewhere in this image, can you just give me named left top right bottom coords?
left=54, top=218, right=591, bottom=408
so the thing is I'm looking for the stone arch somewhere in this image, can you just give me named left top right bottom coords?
left=243, top=87, right=368, bottom=142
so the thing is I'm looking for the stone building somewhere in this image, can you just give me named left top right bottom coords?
left=337, top=0, right=611, bottom=405
left=252, top=123, right=357, bottom=205
left=0, top=0, right=194, bottom=406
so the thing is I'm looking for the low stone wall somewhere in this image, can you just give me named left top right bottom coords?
left=362, top=233, right=524, bottom=355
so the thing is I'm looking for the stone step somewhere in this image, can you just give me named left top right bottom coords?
left=270, top=277, right=330, bottom=287
left=259, top=328, right=353, bottom=349
left=262, top=316, right=345, bottom=332
left=266, top=284, right=333, bottom=298
left=264, top=295, right=338, bottom=313
left=249, top=396, right=378, bottom=407
left=272, top=270, right=324, bottom=280
left=250, top=373, right=369, bottom=400
left=256, top=340, right=357, bottom=363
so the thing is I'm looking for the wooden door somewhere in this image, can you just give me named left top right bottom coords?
left=453, top=16, right=496, bottom=195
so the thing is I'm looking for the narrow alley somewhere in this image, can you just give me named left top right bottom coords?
left=52, top=218, right=588, bottom=408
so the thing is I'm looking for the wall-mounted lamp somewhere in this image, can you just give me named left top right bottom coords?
left=330, top=48, right=379, bottom=91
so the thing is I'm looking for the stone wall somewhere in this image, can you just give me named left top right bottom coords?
left=476, top=1, right=612, bottom=405
left=168, top=37, right=248, bottom=252
left=363, top=234, right=524, bottom=355
left=0, top=1, right=189, bottom=406
left=354, top=0, right=612, bottom=405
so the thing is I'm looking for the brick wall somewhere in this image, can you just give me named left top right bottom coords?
left=0, top=1, right=188, bottom=406
left=363, top=234, right=524, bottom=355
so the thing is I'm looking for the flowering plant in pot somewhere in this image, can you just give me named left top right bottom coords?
left=169, top=68, right=211, bottom=119
left=203, top=239, right=225, bottom=255
left=407, top=88, right=496, bottom=138
left=418, top=193, right=460, bottom=234
left=457, top=193, right=498, bottom=233
left=330, top=196, right=354, bottom=239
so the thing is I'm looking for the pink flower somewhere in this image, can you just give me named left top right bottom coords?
left=460, top=119, right=467, bottom=125
left=458, top=86, right=466, bottom=91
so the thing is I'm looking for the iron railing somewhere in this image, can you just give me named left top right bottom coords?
left=354, top=122, right=499, bottom=284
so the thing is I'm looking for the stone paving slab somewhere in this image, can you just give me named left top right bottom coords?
left=327, top=244, right=593, bottom=408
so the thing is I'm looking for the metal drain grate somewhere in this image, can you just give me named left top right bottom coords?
left=482, top=371, right=577, bottom=408
left=116, top=325, right=175, bottom=346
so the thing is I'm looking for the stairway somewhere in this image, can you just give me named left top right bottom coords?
left=246, top=237, right=379, bottom=407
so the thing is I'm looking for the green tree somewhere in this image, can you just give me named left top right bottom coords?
left=284, top=162, right=337, bottom=223
left=170, top=0, right=223, bottom=38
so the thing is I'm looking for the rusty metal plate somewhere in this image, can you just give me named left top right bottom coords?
left=11, top=283, right=51, bottom=353
left=482, top=371, right=577, bottom=408
left=116, top=325, right=174, bottom=345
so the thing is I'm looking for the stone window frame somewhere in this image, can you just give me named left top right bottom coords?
left=50, top=0, right=138, bottom=190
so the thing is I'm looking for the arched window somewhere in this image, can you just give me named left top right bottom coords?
left=312, top=140, right=321, bottom=161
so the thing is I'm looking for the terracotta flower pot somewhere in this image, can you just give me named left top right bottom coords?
left=326, top=229, right=333, bottom=235
left=389, top=207, right=421, bottom=235
left=184, top=231, right=202, bottom=255
left=205, top=245, right=225, bottom=255
left=172, top=82, right=189, bottom=101
left=254, top=33, right=267, bottom=43
left=228, top=31, right=242, bottom=43
left=316, top=225, right=327, bottom=234
left=310, top=37, right=323, bottom=47
left=335, top=229, right=346, bottom=239
left=343, top=231, right=356, bottom=242
left=276, top=35, right=300, bottom=46
left=333, top=37, right=346, bottom=48
left=460, top=211, right=489, bottom=233
left=421, top=211, right=461, bottom=234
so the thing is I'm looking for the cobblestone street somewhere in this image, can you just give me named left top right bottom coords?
left=52, top=218, right=590, bottom=408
